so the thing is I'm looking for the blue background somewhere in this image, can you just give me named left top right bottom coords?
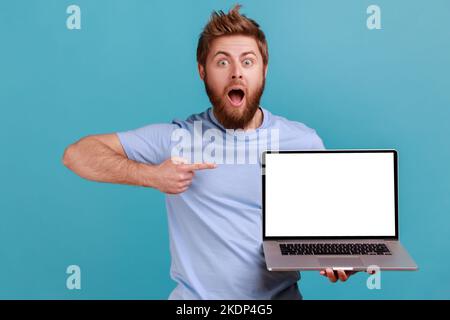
left=1, top=0, right=449, bottom=299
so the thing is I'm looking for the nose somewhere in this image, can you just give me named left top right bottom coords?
left=231, top=64, right=243, bottom=80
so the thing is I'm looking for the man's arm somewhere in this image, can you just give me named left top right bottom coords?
left=62, top=134, right=155, bottom=187
left=62, top=133, right=216, bottom=193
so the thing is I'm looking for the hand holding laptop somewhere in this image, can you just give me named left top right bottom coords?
left=320, top=268, right=376, bottom=283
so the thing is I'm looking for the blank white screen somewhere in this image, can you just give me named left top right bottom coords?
left=265, top=152, right=396, bottom=237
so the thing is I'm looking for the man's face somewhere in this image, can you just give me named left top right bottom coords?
left=199, top=35, right=268, bottom=129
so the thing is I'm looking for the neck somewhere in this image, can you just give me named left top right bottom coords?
left=243, top=107, right=263, bottom=131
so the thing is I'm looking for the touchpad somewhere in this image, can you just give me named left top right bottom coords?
left=318, top=257, right=364, bottom=268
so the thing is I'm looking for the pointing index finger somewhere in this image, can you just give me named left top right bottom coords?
left=182, top=162, right=218, bottom=171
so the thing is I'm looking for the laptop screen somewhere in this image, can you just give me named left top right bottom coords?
left=263, top=151, right=397, bottom=238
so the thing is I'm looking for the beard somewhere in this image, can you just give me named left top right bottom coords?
left=203, top=73, right=266, bottom=130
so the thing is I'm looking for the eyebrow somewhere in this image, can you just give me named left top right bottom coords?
left=213, top=50, right=258, bottom=59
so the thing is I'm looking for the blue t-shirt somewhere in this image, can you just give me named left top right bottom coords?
left=117, top=107, right=325, bottom=299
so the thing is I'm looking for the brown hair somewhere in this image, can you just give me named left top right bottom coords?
left=196, top=4, right=269, bottom=68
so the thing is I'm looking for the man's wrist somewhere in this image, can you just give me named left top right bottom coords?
left=135, top=162, right=158, bottom=189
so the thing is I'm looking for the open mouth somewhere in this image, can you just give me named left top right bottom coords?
left=227, top=88, right=245, bottom=107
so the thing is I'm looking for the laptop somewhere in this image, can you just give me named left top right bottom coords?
left=262, top=150, right=418, bottom=272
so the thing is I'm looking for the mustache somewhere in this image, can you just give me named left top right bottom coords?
left=227, top=80, right=245, bottom=87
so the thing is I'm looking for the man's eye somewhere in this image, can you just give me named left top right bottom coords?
left=243, top=59, right=254, bottom=67
left=218, top=60, right=229, bottom=67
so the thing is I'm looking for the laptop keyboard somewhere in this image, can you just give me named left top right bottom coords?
left=279, top=243, right=392, bottom=255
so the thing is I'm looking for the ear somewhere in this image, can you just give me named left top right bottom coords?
left=264, top=64, right=268, bottom=78
left=198, top=63, right=206, bottom=80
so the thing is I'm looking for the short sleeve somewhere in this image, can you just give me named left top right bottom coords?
left=310, top=129, right=326, bottom=150
left=116, top=123, right=179, bottom=165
